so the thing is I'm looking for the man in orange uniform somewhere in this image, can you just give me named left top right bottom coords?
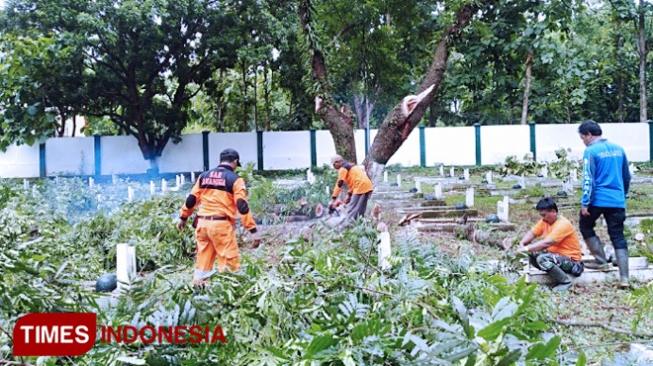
left=517, top=197, right=584, bottom=291
left=176, top=148, right=260, bottom=286
left=329, top=154, right=374, bottom=226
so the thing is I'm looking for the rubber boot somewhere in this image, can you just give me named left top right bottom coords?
left=615, top=248, right=630, bottom=289
left=584, top=236, right=611, bottom=270
left=548, top=266, right=572, bottom=291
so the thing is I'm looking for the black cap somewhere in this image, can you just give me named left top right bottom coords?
left=220, top=148, right=241, bottom=167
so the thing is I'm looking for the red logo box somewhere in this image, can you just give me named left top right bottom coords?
left=13, top=313, right=97, bottom=356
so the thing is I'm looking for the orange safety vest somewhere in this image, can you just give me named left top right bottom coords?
left=180, top=164, right=257, bottom=233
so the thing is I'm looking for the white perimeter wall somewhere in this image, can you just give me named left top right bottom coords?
left=535, top=124, right=585, bottom=161
left=481, top=125, right=531, bottom=164
left=425, top=126, right=476, bottom=166
left=0, top=123, right=650, bottom=177
left=0, top=143, right=40, bottom=178
left=159, top=134, right=204, bottom=173
left=263, top=131, right=311, bottom=170
left=208, top=132, right=257, bottom=168
left=101, top=136, right=151, bottom=175
left=46, top=137, right=95, bottom=176
left=600, top=123, right=649, bottom=162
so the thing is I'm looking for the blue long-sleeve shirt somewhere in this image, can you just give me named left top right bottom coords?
left=581, top=138, right=630, bottom=208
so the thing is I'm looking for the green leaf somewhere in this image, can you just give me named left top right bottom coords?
left=477, top=318, right=511, bottom=341
left=575, top=351, right=587, bottom=366
left=496, top=349, right=521, bottom=366
left=526, top=336, right=561, bottom=360
left=304, top=335, right=337, bottom=358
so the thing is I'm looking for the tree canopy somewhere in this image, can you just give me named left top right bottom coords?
left=0, top=0, right=651, bottom=164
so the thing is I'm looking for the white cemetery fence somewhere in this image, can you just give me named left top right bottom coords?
left=0, top=122, right=651, bottom=178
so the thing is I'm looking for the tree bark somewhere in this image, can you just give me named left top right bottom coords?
left=354, top=95, right=365, bottom=129
left=254, top=67, right=259, bottom=131
left=241, top=63, right=249, bottom=131
left=299, top=0, right=357, bottom=162
left=363, top=3, right=479, bottom=182
left=520, top=52, right=533, bottom=125
left=264, top=66, right=272, bottom=130
left=637, top=6, right=648, bottom=123
left=57, top=110, right=67, bottom=137
left=616, top=26, right=625, bottom=122
left=71, top=115, right=77, bottom=137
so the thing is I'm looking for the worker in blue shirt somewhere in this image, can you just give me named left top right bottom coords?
left=578, top=120, right=631, bottom=288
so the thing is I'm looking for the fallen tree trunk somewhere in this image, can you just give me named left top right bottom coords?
left=364, top=3, right=479, bottom=182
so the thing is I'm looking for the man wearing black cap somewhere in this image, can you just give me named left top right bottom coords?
left=177, top=148, right=260, bottom=286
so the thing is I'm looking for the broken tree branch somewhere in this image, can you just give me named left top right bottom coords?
left=552, top=319, right=653, bottom=338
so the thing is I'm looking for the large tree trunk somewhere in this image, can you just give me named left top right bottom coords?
left=353, top=94, right=375, bottom=130
left=299, top=0, right=357, bottom=162
left=57, top=110, right=67, bottom=137
left=254, top=67, right=259, bottom=131
left=520, top=52, right=533, bottom=125
left=615, top=26, right=625, bottom=122
left=264, top=66, right=272, bottom=130
left=241, top=63, right=249, bottom=131
left=363, top=3, right=479, bottom=182
left=637, top=6, right=648, bottom=123
left=354, top=95, right=365, bottom=129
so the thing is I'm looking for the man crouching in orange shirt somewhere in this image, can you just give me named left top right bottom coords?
left=176, top=148, right=261, bottom=286
left=516, top=197, right=584, bottom=291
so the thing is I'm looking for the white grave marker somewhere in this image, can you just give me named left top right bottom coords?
left=570, top=169, right=578, bottom=183
left=497, top=196, right=510, bottom=222
left=434, top=183, right=443, bottom=199
left=378, top=231, right=392, bottom=271
left=116, top=243, right=136, bottom=291
left=485, top=171, right=493, bottom=184
left=465, top=187, right=474, bottom=208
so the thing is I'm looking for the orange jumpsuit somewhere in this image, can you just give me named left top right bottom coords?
left=179, top=164, right=257, bottom=279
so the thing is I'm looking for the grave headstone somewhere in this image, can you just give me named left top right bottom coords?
left=116, top=243, right=136, bottom=291
left=465, top=187, right=474, bottom=208
left=485, top=171, right=493, bottom=184
left=378, top=231, right=392, bottom=271
left=434, top=183, right=443, bottom=200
